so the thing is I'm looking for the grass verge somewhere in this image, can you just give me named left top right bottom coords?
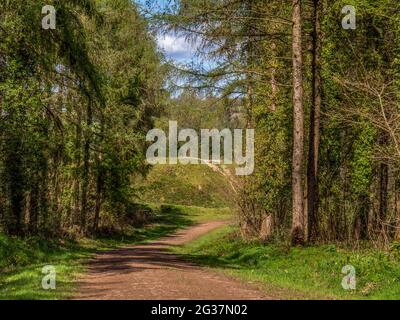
left=0, top=204, right=231, bottom=300
left=173, top=225, right=400, bottom=300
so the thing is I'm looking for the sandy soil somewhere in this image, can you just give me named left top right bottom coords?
left=74, top=221, right=271, bottom=300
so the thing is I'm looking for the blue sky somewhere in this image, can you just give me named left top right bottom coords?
left=157, top=34, right=200, bottom=63
left=135, top=0, right=198, bottom=64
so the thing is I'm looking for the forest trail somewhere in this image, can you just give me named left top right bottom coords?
left=74, top=221, right=271, bottom=300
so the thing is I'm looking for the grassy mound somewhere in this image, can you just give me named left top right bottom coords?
left=136, top=164, right=234, bottom=208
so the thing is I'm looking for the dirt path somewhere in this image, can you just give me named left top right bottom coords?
left=74, top=221, right=271, bottom=300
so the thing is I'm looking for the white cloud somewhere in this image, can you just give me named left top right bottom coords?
left=157, top=34, right=198, bottom=61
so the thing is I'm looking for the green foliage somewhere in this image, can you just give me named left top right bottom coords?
left=151, top=0, right=400, bottom=243
left=0, top=204, right=230, bottom=299
left=1, top=0, right=400, bottom=300
left=159, top=90, right=232, bottom=131
left=350, top=123, right=375, bottom=197
left=175, top=226, right=400, bottom=299
left=0, top=0, right=165, bottom=236
left=136, top=164, right=234, bottom=208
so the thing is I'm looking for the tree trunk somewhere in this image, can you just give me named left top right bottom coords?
left=28, top=183, right=39, bottom=234
left=5, top=135, right=24, bottom=236
left=93, top=172, right=102, bottom=234
left=307, top=0, right=322, bottom=243
left=270, top=42, right=278, bottom=112
left=93, top=148, right=104, bottom=233
left=291, top=0, right=305, bottom=245
left=379, top=162, right=389, bottom=235
left=73, top=107, right=82, bottom=227
left=80, top=98, right=93, bottom=234
left=395, top=185, right=400, bottom=241
left=354, top=196, right=369, bottom=241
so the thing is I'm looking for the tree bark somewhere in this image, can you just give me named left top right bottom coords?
left=307, top=0, right=322, bottom=243
left=291, top=0, right=305, bottom=245
left=270, top=42, right=278, bottom=112
left=93, top=168, right=103, bottom=233
left=80, top=97, right=93, bottom=234
left=395, top=185, right=400, bottom=240
left=5, top=134, right=24, bottom=236
left=379, top=162, right=389, bottom=235
left=72, top=106, right=82, bottom=227
left=93, top=124, right=104, bottom=234
left=28, top=183, right=39, bottom=234
left=354, top=197, right=369, bottom=240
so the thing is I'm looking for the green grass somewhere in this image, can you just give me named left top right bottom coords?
left=146, top=204, right=232, bottom=223
left=136, top=164, right=234, bottom=208
left=0, top=204, right=231, bottom=300
left=173, top=225, right=400, bottom=300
